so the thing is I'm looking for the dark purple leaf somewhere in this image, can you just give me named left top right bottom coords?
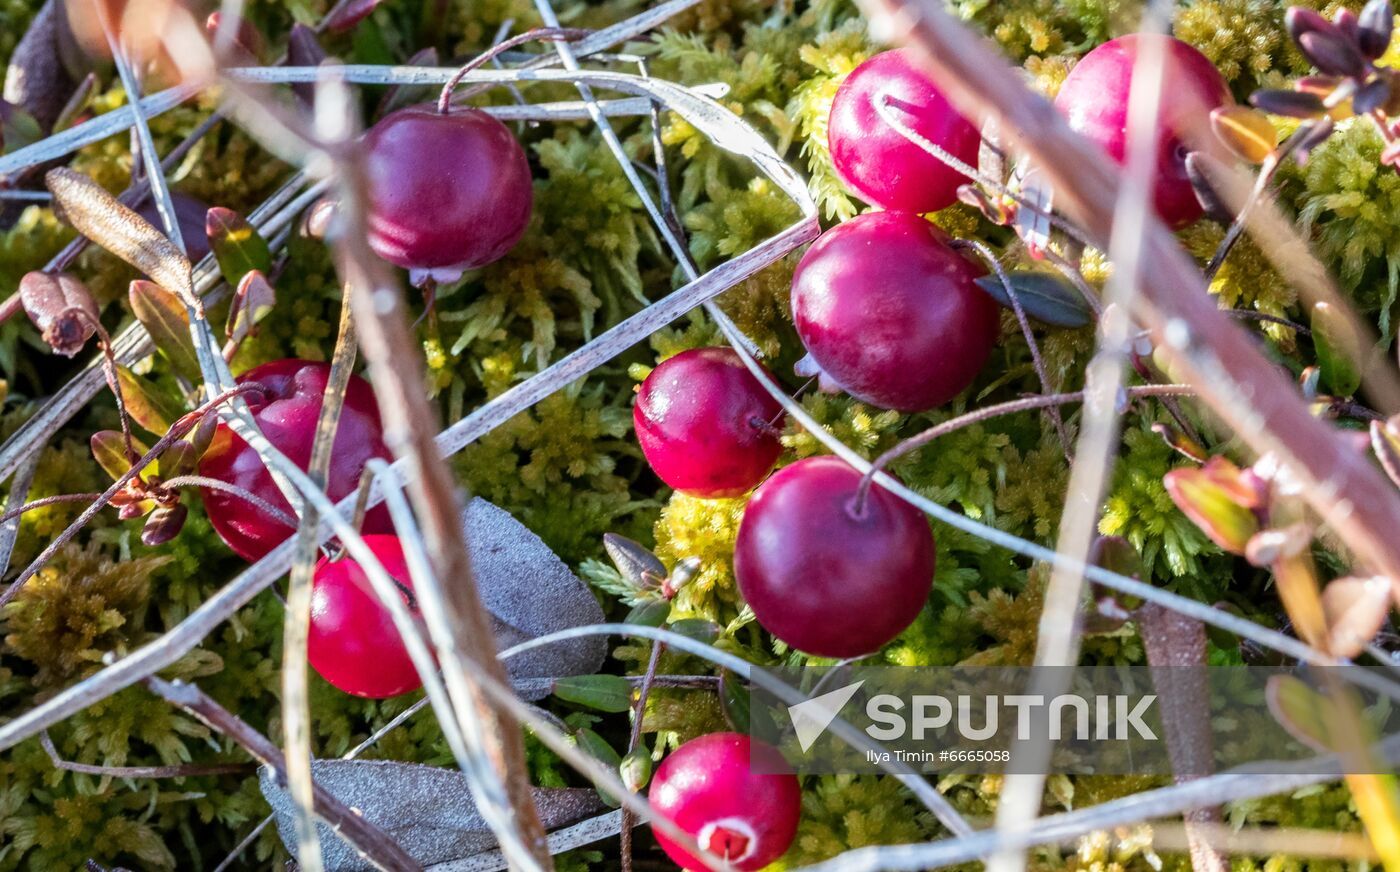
left=1359, top=0, right=1395, bottom=59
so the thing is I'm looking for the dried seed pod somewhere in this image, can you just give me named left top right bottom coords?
left=1298, top=30, right=1367, bottom=78
left=1359, top=0, right=1395, bottom=60
left=1249, top=87, right=1326, bottom=118
left=19, top=270, right=98, bottom=356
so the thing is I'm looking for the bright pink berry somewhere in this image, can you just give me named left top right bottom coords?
left=308, top=535, right=424, bottom=698
left=649, top=732, right=800, bottom=871
left=790, top=210, right=997, bottom=413
left=634, top=348, right=783, bottom=498
left=198, top=359, right=393, bottom=561
left=827, top=48, right=981, bottom=213
left=1053, top=33, right=1232, bottom=227
left=364, top=105, right=533, bottom=284
left=735, top=456, right=935, bottom=657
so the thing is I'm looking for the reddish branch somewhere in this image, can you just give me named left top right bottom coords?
left=858, top=0, right=1400, bottom=581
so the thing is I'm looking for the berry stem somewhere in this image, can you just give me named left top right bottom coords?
left=851, top=383, right=1196, bottom=513
left=434, top=27, right=592, bottom=115
left=160, top=475, right=301, bottom=529
left=952, top=238, right=1072, bottom=460
left=0, top=493, right=107, bottom=524
left=70, top=308, right=142, bottom=467
left=40, top=729, right=255, bottom=779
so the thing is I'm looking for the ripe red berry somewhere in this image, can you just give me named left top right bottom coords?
left=649, top=732, right=800, bottom=871
left=198, top=359, right=393, bottom=561
left=1053, top=33, right=1232, bottom=227
left=790, top=210, right=997, bottom=413
left=633, top=348, right=783, bottom=498
left=364, top=105, right=533, bottom=285
left=827, top=48, right=981, bottom=213
left=309, top=534, right=423, bottom=698
left=735, top=456, right=935, bottom=657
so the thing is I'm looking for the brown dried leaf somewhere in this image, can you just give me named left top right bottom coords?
left=45, top=168, right=193, bottom=301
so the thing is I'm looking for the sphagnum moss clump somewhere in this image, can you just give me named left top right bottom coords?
left=0, top=0, right=1395, bottom=867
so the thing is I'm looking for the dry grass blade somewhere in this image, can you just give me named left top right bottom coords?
left=319, top=71, right=551, bottom=864
left=993, top=9, right=1173, bottom=871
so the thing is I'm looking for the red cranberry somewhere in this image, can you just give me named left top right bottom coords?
left=197, top=359, right=393, bottom=561
left=364, top=105, right=533, bottom=285
left=735, top=456, right=935, bottom=657
left=309, top=535, right=424, bottom=698
left=633, top=348, right=783, bottom=498
left=1053, top=33, right=1232, bottom=227
left=790, top=210, right=997, bottom=413
left=649, top=732, right=800, bottom=871
left=827, top=48, right=981, bottom=213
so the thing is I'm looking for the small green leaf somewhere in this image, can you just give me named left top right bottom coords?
left=603, top=532, right=667, bottom=592
left=552, top=674, right=633, bottom=713
left=720, top=669, right=752, bottom=733
left=1162, top=457, right=1262, bottom=555
left=0, top=101, right=42, bottom=154
left=129, top=280, right=200, bottom=382
left=573, top=728, right=622, bottom=807
left=973, top=271, right=1093, bottom=328
left=1266, top=674, right=1335, bottom=753
left=116, top=365, right=182, bottom=435
left=158, top=440, right=199, bottom=480
left=669, top=619, right=721, bottom=644
left=91, top=430, right=149, bottom=481
left=206, top=206, right=272, bottom=288
left=1312, top=301, right=1363, bottom=397
left=625, top=599, right=670, bottom=627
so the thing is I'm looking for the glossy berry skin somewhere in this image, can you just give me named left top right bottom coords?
left=198, top=359, right=393, bottom=561
left=649, top=733, right=800, bottom=871
left=1054, top=34, right=1231, bottom=227
left=634, top=348, right=783, bottom=498
left=309, top=535, right=423, bottom=698
left=791, top=210, right=997, bottom=413
left=735, top=456, right=935, bottom=657
left=364, top=105, right=533, bottom=282
left=827, top=49, right=981, bottom=213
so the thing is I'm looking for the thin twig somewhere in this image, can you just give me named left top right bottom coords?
left=40, top=730, right=254, bottom=779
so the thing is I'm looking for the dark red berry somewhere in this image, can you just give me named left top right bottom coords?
left=735, top=456, right=935, bottom=657
left=197, top=359, right=393, bottom=561
left=309, top=535, right=424, bottom=698
left=364, top=105, right=532, bottom=285
left=790, top=210, right=997, bottom=413
left=634, top=348, right=783, bottom=498
left=827, top=48, right=981, bottom=213
left=649, top=732, right=800, bottom=871
left=1053, top=34, right=1232, bottom=227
